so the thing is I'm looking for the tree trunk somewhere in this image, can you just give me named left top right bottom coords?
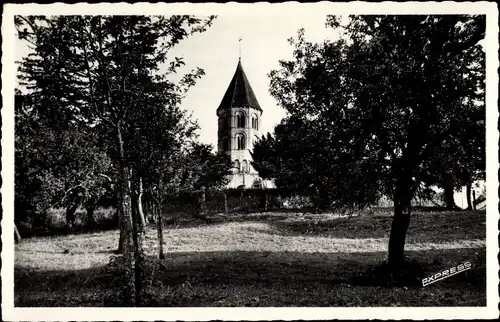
left=118, top=228, right=125, bottom=254
left=388, top=178, right=412, bottom=270
left=239, top=191, right=244, bottom=212
left=66, top=203, right=78, bottom=228
left=142, top=198, right=149, bottom=223
left=314, top=185, right=330, bottom=211
left=137, top=201, right=147, bottom=232
left=466, top=181, right=473, bottom=210
left=149, top=200, right=156, bottom=224
left=14, top=224, right=21, bottom=244
left=116, top=126, right=136, bottom=306
left=472, top=190, right=477, bottom=210
left=442, top=173, right=456, bottom=209
left=131, top=188, right=145, bottom=236
left=264, top=190, right=269, bottom=211
left=113, top=190, right=120, bottom=227
left=313, top=185, right=330, bottom=212
left=86, top=204, right=96, bottom=227
left=131, top=186, right=144, bottom=306
left=137, top=178, right=147, bottom=225
left=196, top=186, right=207, bottom=219
left=223, top=191, right=228, bottom=214
left=388, top=203, right=411, bottom=268
left=156, top=200, right=165, bottom=260
left=117, top=200, right=125, bottom=255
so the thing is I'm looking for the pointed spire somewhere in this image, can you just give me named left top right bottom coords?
left=217, top=59, right=262, bottom=113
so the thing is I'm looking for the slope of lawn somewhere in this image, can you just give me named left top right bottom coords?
left=14, top=209, right=487, bottom=307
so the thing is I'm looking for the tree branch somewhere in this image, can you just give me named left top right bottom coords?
left=39, top=184, right=87, bottom=214
left=78, top=17, right=100, bottom=119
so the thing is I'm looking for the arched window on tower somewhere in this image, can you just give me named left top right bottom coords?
left=252, top=114, right=258, bottom=130
left=236, top=111, right=246, bottom=128
left=234, top=160, right=240, bottom=173
left=242, top=160, right=248, bottom=173
left=236, top=133, right=246, bottom=150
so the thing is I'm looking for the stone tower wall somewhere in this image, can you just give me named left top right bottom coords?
left=217, top=106, right=262, bottom=176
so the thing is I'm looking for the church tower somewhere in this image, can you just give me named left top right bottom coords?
left=217, top=58, right=268, bottom=189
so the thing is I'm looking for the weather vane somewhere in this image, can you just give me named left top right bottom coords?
left=239, top=37, right=242, bottom=61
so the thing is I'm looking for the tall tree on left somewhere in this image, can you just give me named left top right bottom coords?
left=16, top=15, right=215, bottom=306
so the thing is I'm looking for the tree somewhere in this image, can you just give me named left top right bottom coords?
left=16, top=14, right=215, bottom=306
left=14, top=92, right=114, bottom=229
left=268, top=15, right=485, bottom=270
left=143, top=140, right=231, bottom=258
left=345, top=16, right=485, bottom=268
left=419, top=100, right=485, bottom=210
left=127, top=67, right=231, bottom=259
left=252, top=115, right=382, bottom=212
left=185, top=142, right=232, bottom=219
left=138, top=94, right=199, bottom=260
left=187, top=142, right=233, bottom=191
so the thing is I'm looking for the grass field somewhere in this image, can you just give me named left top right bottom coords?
left=14, top=209, right=487, bottom=307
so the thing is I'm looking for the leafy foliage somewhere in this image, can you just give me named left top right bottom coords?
left=252, top=116, right=382, bottom=211
left=186, top=142, right=233, bottom=191
left=15, top=92, right=114, bottom=224
left=266, top=15, right=485, bottom=265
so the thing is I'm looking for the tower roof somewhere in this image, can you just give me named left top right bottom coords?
left=217, top=60, right=262, bottom=113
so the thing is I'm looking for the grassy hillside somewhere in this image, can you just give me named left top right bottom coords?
left=14, top=210, right=486, bottom=306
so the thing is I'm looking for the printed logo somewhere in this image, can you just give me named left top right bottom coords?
left=422, top=261, right=472, bottom=287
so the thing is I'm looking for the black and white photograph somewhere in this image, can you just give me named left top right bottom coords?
left=1, top=2, right=499, bottom=320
